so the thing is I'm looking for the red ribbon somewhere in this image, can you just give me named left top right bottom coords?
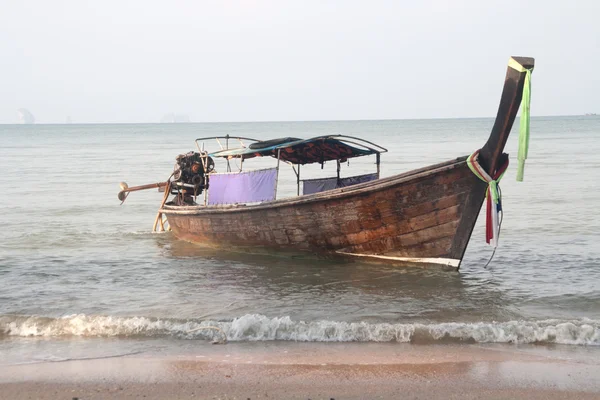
left=484, top=157, right=510, bottom=244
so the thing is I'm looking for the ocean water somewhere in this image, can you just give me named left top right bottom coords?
left=1, top=117, right=599, bottom=363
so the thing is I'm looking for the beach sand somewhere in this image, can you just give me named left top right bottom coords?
left=1, top=342, right=599, bottom=399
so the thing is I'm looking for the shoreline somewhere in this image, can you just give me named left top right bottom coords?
left=1, top=342, right=599, bottom=399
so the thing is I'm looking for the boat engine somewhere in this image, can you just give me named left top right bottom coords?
left=172, top=151, right=215, bottom=201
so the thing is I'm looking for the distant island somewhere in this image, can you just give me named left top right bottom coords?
left=17, top=108, right=35, bottom=124
left=584, top=113, right=597, bottom=116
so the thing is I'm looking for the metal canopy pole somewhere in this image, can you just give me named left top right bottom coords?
left=291, top=164, right=300, bottom=196
left=226, top=135, right=231, bottom=172
left=376, top=153, right=381, bottom=178
left=204, top=175, right=208, bottom=206
left=274, top=149, right=281, bottom=200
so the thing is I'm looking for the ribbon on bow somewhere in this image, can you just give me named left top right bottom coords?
left=467, top=150, right=510, bottom=247
left=508, top=57, right=533, bottom=182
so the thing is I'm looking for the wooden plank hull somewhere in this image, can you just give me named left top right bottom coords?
left=162, top=157, right=484, bottom=269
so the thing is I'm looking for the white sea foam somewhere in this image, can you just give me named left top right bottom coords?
left=1, top=314, right=598, bottom=346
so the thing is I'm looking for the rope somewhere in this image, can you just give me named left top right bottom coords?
left=483, top=189, right=503, bottom=269
left=467, top=150, right=509, bottom=248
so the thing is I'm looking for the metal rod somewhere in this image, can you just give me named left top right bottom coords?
left=376, top=153, right=381, bottom=178
left=195, top=135, right=259, bottom=142
left=204, top=175, right=208, bottom=206
left=297, top=164, right=300, bottom=196
left=121, top=182, right=167, bottom=193
left=323, top=134, right=388, bottom=152
left=173, top=182, right=196, bottom=189
left=274, top=149, right=281, bottom=200
left=195, top=136, right=259, bottom=150
left=200, top=151, right=208, bottom=173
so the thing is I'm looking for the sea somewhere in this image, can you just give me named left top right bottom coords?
left=1, top=116, right=599, bottom=364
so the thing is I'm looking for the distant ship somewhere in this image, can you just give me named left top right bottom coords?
left=584, top=113, right=597, bottom=116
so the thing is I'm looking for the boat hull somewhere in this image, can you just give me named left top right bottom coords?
left=162, top=156, right=486, bottom=269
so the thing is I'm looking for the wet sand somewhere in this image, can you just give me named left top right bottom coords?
left=1, top=343, right=600, bottom=399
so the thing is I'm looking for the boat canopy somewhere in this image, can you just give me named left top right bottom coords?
left=203, top=135, right=387, bottom=165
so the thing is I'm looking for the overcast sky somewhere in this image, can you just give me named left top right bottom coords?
left=1, top=0, right=598, bottom=123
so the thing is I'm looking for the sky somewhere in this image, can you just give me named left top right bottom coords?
left=0, top=0, right=598, bottom=123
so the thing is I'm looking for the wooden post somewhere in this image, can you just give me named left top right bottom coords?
left=153, top=181, right=172, bottom=232
left=120, top=181, right=167, bottom=193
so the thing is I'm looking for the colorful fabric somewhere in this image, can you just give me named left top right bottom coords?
left=508, top=57, right=533, bottom=182
left=339, top=173, right=379, bottom=188
left=517, top=68, right=532, bottom=181
left=302, top=177, right=338, bottom=195
left=467, top=150, right=509, bottom=248
left=208, top=168, right=277, bottom=205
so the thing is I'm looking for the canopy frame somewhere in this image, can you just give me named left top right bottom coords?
left=206, top=134, right=388, bottom=165
left=194, top=134, right=387, bottom=201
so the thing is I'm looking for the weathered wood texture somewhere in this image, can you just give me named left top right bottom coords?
left=164, top=158, right=477, bottom=266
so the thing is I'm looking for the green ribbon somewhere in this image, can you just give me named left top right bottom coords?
left=489, top=180, right=499, bottom=204
left=517, top=68, right=532, bottom=182
left=508, top=58, right=533, bottom=182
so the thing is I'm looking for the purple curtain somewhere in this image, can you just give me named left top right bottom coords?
left=339, top=173, right=379, bottom=187
left=302, top=177, right=338, bottom=195
left=303, top=173, right=379, bottom=195
left=208, top=168, right=277, bottom=205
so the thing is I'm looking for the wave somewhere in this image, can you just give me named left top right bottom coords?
left=1, top=314, right=598, bottom=346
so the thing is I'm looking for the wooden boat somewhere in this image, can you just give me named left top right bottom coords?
left=120, top=56, right=534, bottom=270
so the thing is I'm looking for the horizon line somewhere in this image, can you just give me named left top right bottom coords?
left=0, top=113, right=593, bottom=126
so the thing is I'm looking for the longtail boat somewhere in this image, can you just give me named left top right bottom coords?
left=119, top=56, right=534, bottom=270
